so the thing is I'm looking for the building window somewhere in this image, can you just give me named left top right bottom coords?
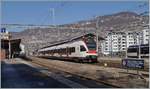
left=122, top=48, right=125, bottom=50
left=122, top=45, right=125, bottom=47
left=146, top=39, right=149, bottom=42
left=134, top=42, right=136, bottom=44
left=129, top=42, right=133, bottom=44
left=113, top=48, right=117, bottom=50
left=113, top=42, right=117, bottom=44
left=115, top=45, right=117, bottom=47
left=122, top=36, right=126, bottom=38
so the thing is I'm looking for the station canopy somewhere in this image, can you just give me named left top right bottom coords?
left=1, top=39, right=21, bottom=52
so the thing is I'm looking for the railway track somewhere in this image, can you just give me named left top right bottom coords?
left=22, top=56, right=120, bottom=88
left=39, top=56, right=149, bottom=78
left=34, top=56, right=149, bottom=72
left=22, top=56, right=149, bottom=88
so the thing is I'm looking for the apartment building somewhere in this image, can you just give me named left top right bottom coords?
left=101, top=26, right=149, bottom=55
left=141, top=26, right=149, bottom=44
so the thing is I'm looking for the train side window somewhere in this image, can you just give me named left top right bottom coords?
left=68, top=48, right=71, bottom=54
left=80, top=45, right=86, bottom=52
left=71, top=47, right=75, bottom=52
left=65, top=48, right=67, bottom=52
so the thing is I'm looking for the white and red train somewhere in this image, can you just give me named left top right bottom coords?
left=37, top=33, right=103, bottom=62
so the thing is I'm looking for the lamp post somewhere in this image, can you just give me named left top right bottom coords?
left=132, top=31, right=141, bottom=59
left=8, top=33, right=11, bottom=59
left=50, top=8, right=55, bottom=26
left=138, top=32, right=141, bottom=59
left=96, top=17, right=99, bottom=56
left=109, top=30, right=113, bottom=58
left=125, top=32, right=128, bottom=58
left=50, top=8, right=60, bottom=41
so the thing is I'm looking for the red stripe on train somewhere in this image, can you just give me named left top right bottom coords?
left=87, top=50, right=97, bottom=53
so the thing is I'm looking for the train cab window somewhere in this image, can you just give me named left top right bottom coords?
left=86, top=37, right=96, bottom=50
left=80, top=45, right=86, bottom=52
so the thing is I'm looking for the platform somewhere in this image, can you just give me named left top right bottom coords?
left=1, top=58, right=112, bottom=88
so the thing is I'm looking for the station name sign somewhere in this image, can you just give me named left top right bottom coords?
left=1, top=28, right=6, bottom=33
left=122, top=58, right=144, bottom=69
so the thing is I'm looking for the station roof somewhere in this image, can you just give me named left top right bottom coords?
left=39, top=33, right=104, bottom=50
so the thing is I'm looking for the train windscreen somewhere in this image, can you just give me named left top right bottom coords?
left=86, top=38, right=96, bottom=50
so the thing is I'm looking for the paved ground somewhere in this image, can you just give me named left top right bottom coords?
left=1, top=58, right=112, bottom=88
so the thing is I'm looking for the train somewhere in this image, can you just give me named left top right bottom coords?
left=37, top=33, right=102, bottom=62
left=127, top=44, right=149, bottom=58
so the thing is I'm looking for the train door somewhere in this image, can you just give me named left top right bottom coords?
left=79, top=45, right=87, bottom=57
left=66, top=47, right=69, bottom=57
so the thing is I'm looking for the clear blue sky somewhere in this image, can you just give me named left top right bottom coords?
left=1, top=0, right=149, bottom=32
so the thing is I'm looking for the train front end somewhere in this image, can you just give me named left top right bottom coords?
left=83, top=34, right=98, bottom=62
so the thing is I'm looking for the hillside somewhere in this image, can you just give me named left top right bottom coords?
left=12, top=11, right=149, bottom=54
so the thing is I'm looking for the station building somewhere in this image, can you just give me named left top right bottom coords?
left=0, top=28, right=21, bottom=59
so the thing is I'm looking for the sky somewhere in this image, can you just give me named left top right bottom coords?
left=1, top=0, right=149, bottom=32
